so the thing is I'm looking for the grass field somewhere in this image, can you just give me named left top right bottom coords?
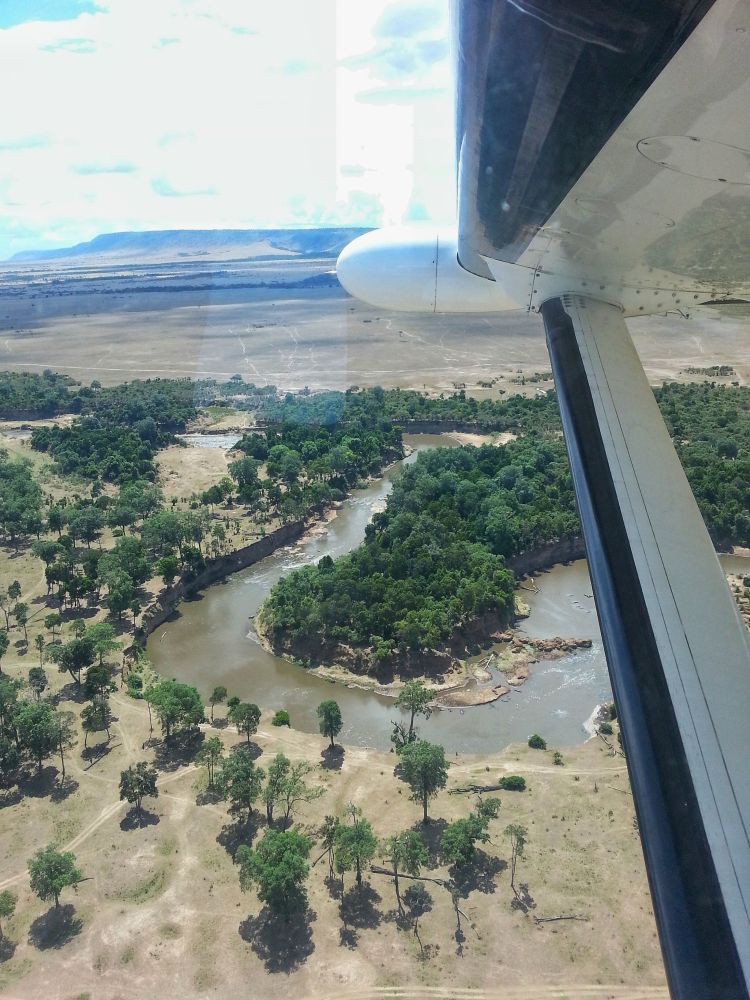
left=0, top=659, right=667, bottom=999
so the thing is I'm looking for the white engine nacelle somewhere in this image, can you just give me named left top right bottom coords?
left=336, top=226, right=528, bottom=313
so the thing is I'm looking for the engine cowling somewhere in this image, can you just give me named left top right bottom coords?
left=336, top=226, right=528, bottom=313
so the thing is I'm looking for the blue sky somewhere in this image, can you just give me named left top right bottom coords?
left=0, top=0, right=454, bottom=258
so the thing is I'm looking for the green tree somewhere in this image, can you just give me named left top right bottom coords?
left=83, top=662, right=114, bottom=700
left=15, top=701, right=58, bottom=771
left=319, top=815, right=340, bottom=878
left=53, top=635, right=95, bottom=686
left=86, top=621, right=121, bottom=666
left=499, top=775, right=526, bottom=792
left=0, top=735, right=21, bottom=786
left=441, top=799, right=500, bottom=866
left=195, top=735, right=224, bottom=788
left=236, top=828, right=312, bottom=920
left=228, top=701, right=261, bottom=743
left=28, top=845, right=84, bottom=908
left=13, top=603, right=28, bottom=645
left=317, top=699, right=342, bottom=749
left=504, top=823, right=528, bottom=894
left=279, top=760, right=324, bottom=828
left=0, top=677, right=21, bottom=740
left=208, top=684, right=227, bottom=722
left=71, top=618, right=87, bottom=639
left=381, top=830, right=428, bottom=915
left=216, top=748, right=265, bottom=827
left=0, top=631, right=8, bottom=674
left=395, top=680, right=433, bottom=740
left=81, top=695, right=112, bottom=747
left=334, top=805, right=377, bottom=887
left=34, top=632, right=45, bottom=666
left=53, top=710, right=76, bottom=781
left=147, top=680, right=204, bottom=740
left=527, top=733, right=546, bottom=750
left=0, top=889, right=16, bottom=940
left=119, top=762, right=158, bottom=823
left=156, top=554, right=179, bottom=588
left=28, top=665, right=48, bottom=701
left=264, top=752, right=290, bottom=825
left=44, top=613, right=62, bottom=640
left=400, top=740, right=448, bottom=824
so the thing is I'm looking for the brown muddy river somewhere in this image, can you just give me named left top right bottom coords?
left=148, top=434, right=748, bottom=753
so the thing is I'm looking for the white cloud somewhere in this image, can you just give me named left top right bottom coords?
left=0, top=0, right=454, bottom=258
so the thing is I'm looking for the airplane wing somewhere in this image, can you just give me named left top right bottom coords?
left=337, top=2, right=750, bottom=996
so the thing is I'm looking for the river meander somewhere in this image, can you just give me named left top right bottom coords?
left=147, top=434, right=748, bottom=754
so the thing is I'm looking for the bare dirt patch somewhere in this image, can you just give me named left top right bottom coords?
left=156, top=443, right=231, bottom=500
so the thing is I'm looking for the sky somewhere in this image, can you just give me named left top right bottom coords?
left=0, top=0, right=455, bottom=258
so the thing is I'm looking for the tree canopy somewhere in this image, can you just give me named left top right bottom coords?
left=400, top=740, right=449, bottom=823
left=236, top=828, right=312, bottom=919
left=28, top=845, right=83, bottom=908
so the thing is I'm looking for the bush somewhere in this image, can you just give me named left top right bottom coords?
left=607, top=702, right=618, bottom=721
left=271, top=709, right=290, bottom=728
left=528, top=734, right=546, bottom=750
left=599, top=721, right=613, bottom=736
left=553, top=751, right=564, bottom=766
left=499, top=775, right=526, bottom=792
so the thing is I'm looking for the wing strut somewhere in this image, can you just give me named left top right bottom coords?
left=542, top=295, right=750, bottom=1000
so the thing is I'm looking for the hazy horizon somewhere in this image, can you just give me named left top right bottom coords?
left=0, top=0, right=455, bottom=260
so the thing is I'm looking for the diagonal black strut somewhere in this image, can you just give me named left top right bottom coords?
left=542, top=295, right=750, bottom=1000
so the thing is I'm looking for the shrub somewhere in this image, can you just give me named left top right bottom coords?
left=272, top=709, right=290, bottom=728
left=599, top=721, right=613, bottom=736
left=499, top=775, right=526, bottom=792
left=528, top=734, right=546, bottom=750
left=552, top=751, right=564, bottom=766
left=607, top=702, right=618, bottom=721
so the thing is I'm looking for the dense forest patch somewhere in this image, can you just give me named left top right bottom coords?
left=0, top=371, right=79, bottom=418
left=0, top=450, right=44, bottom=544
left=259, top=385, right=561, bottom=434
left=262, top=382, right=750, bottom=669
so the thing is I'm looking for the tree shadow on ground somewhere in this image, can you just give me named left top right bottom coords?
left=120, top=807, right=160, bottom=832
left=409, top=817, right=447, bottom=865
left=217, top=813, right=261, bottom=859
left=0, top=936, right=17, bottom=963
left=382, top=881, right=437, bottom=933
left=28, top=905, right=83, bottom=950
left=323, top=873, right=342, bottom=901
left=238, top=907, right=316, bottom=973
left=50, top=776, right=79, bottom=803
left=0, top=787, right=22, bottom=810
left=153, top=732, right=202, bottom=772
left=80, top=741, right=118, bottom=769
left=510, top=882, right=536, bottom=914
left=230, top=739, right=263, bottom=760
left=196, top=787, right=222, bottom=807
left=320, top=745, right=344, bottom=771
left=404, top=883, right=433, bottom=919
left=339, top=883, right=382, bottom=948
left=210, top=717, right=228, bottom=730
left=450, top=852, right=506, bottom=899
left=56, top=681, right=87, bottom=705
left=20, top=766, right=59, bottom=799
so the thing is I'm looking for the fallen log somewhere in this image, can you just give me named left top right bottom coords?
left=449, top=783, right=504, bottom=795
left=369, top=864, right=451, bottom=889
left=533, top=914, right=589, bottom=925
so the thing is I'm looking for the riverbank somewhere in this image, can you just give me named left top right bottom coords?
left=254, top=601, right=592, bottom=708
